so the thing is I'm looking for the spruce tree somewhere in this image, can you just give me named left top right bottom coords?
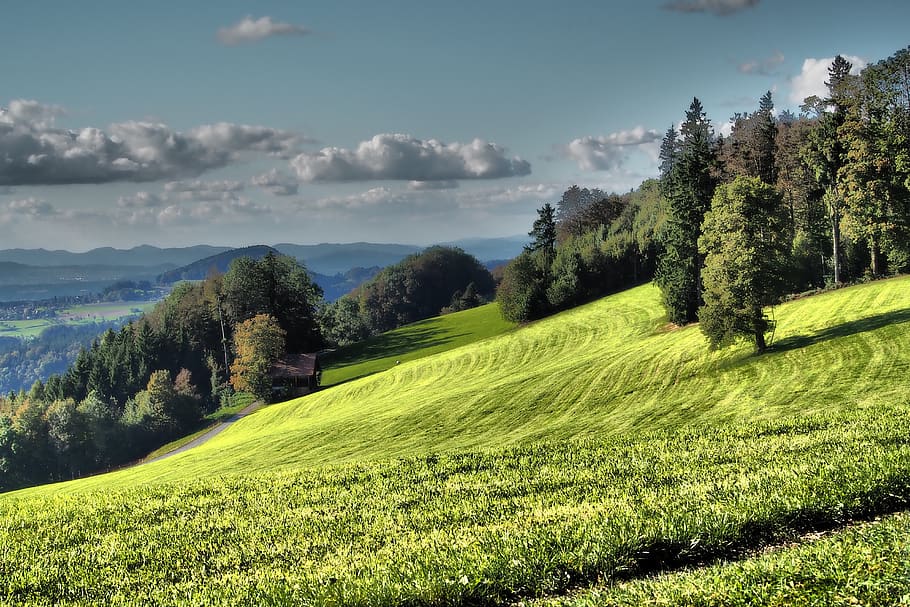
left=656, top=98, right=718, bottom=325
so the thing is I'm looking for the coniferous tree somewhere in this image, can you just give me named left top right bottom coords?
left=801, top=55, right=854, bottom=284
left=526, top=203, right=558, bottom=268
left=656, top=98, right=718, bottom=324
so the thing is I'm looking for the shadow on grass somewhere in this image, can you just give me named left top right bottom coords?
left=322, top=321, right=468, bottom=370
left=769, top=307, right=910, bottom=354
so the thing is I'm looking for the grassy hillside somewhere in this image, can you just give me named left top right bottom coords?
left=3, top=277, right=910, bottom=605
left=535, top=512, right=910, bottom=606
left=320, top=302, right=516, bottom=386
left=14, top=275, right=910, bottom=491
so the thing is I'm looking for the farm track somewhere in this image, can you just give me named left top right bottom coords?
left=142, top=400, right=264, bottom=465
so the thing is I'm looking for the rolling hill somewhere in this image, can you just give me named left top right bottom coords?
left=3, top=277, right=910, bottom=605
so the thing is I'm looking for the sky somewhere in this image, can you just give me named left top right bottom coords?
left=0, top=0, right=908, bottom=251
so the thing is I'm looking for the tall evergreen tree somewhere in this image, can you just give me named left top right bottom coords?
left=801, top=55, right=854, bottom=284
left=526, top=203, right=558, bottom=269
left=656, top=98, right=718, bottom=324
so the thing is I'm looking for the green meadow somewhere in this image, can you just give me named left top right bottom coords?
left=3, top=276, right=910, bottom=604
left=0, top=301, right=154, bottom=339
left=320, top=302, right=517, bottom=386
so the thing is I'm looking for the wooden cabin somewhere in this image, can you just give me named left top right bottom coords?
left=269, top=353, right=321, bottom=398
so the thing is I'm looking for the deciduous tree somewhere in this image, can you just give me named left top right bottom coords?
left=699, top=177, right=791, bottom=352
left=230, top=314, right=286, bottom=401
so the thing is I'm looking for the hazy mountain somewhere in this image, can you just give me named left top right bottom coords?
left=312, top=266, right=382, bottom=302
left=444, top=236, right=529, bottom=263
left=157, top=246, right=279, bottom=284
left=0, top=245, right=230, bottom=268
left=273, top=243, right=422, bottom=275
left=0, top=263, right=171, bottom=302
left=0, top=238, right=526, bottom=302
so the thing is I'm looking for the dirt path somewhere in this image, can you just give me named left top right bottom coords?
left=143, top=401, right=264, bottom=465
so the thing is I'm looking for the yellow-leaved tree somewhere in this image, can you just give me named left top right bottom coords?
left=229, top=314, right=286, bottom=402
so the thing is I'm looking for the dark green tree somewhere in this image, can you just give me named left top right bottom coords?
left=656, top=98, right=718, bottom=324
left=526, top=203, right=558, bottom=268
left=699, top=177, right=791, bottom=352
left=801, top=55, right=855, bottom=284
left=222, top=252, right=323, bottom=353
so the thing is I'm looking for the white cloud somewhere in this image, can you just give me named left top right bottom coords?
left=0, top=100, right=306, bottom=185
left=455, top=184, right=562, bottom=209
left=565, top=127, right=662, bottom=171
left=290, top=133, right=531, bottom=183
left=789, top=55, right=867, bottom=105
left=303, top=182, right=563, bottom=219
left=738, top=51, right=784, bottom=76
left=217, top=16, right=310, bottom=46
left=663, top=0, right=759, bottom=15
left=6, top=197, right=59, bottom=218
left=252, top=168, right=299, bottom=196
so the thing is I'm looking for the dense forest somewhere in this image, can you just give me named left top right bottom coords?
left=499, top=47, right=910, bottom=354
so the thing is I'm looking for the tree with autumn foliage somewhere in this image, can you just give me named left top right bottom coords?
left=229, top=314, right=286, bottom=402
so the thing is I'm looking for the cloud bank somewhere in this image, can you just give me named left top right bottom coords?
left=290, top=134, right=531, bottom=183
left=217, top=16, right=310, bottom=46
left=0, top=99, right=305, bottom=185
left=565, top=127, right=662, bottom=171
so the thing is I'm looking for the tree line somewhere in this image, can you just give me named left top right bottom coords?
left=499, top=47, right=910, bottom=353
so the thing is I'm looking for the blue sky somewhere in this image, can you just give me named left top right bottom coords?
left=0, top=0, right=908, bottom=250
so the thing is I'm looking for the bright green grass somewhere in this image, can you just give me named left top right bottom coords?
left=13, top=275, right=910, bottom=493
left=320, top=302, right=516, bottom=386
left=3, top=406, right=910, bottom=606
left=535, top=513, right=910, bottom=607
left=4, top=278, right=910, bottom=605
left=59, top=301, right=155, bottom=321
left=139, top=394, right=258, bottom=462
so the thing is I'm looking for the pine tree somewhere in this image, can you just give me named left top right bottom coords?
left=526, top=203, right=558, bottom=269
left=656, top=98, right=718, bottom=324
left=802, top=55, right=854, bottom=284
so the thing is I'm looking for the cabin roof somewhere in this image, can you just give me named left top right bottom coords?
left=269, top=353, right=320, bottom=379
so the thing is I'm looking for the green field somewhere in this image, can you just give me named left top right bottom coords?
left=535, top=512, right=910, bottom=607
left=3, top=277, right=910, bottom=604
left=0, top=301, right=155, bottom=339
left=320, top=303, right=517, bottom=386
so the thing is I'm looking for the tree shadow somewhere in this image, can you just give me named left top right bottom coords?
left=323, top=323, right=466, bottom=369
left=769, top=307, right=910, bottom=354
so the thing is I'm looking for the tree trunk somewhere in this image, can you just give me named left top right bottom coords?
left=832, top=213, right=842, bottom=284
left=753, top=305, right=767, bottom=353
left=870, top=238, right=881, bottom=277
left=754, top=324, right=766, bottom=353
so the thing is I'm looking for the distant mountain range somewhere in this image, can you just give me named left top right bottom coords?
left=0, top=245, right=230, bottom=268
left=154, top=245, right=384, bottom=301
left=0, top=237, right=526, bottom=274
left=0, top=237, right=528, bottom=302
